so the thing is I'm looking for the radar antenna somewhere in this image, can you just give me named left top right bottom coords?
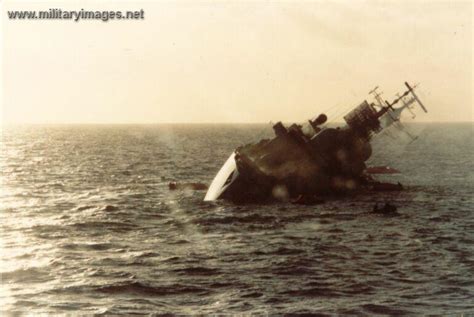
left=369, top=86, right=385, bottom=108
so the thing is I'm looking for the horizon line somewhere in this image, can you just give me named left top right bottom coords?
left=1, top=120, right=473, bottom=126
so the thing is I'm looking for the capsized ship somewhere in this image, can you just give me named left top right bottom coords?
left=205, top=82, right=427, bottom=203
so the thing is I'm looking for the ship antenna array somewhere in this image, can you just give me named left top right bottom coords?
left=396, top=93, right=416, bottom=119
left=382, top=82, right=428, bottom=113
left=369, top=86, right=385, bottom=107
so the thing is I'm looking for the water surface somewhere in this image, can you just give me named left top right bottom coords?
left=1, top=123, right=473, bottom=314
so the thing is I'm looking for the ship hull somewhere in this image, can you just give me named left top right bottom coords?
left=205, top=152, right=276, bottom=203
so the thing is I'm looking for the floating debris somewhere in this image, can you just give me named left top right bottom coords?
left=372, top=202, right=399, bottom=215
left=169, top=182, right=208, bottom=191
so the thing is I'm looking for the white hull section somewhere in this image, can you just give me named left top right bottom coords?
left=204, top=152, right=239, bottom=201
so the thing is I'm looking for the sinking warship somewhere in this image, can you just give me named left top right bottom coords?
left=205, top=82, right=427, bottom=203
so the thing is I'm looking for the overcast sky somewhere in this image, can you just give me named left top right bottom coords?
left=1, top=0, right=472, bottom=123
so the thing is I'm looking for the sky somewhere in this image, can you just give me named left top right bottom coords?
left=1, top=0, right=472, bottom=124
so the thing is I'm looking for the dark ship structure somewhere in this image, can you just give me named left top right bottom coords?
left=205, top=82, right=427, bottom=203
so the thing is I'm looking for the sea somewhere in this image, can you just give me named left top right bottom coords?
left=1, top=123, right=473, bottom=315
